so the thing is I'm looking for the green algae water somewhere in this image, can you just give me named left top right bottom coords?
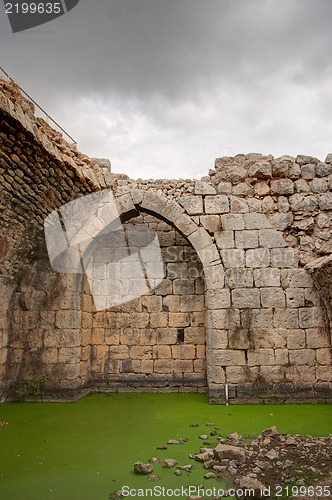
left=0, top=393, right=331, bottom=500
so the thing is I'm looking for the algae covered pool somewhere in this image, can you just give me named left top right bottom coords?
left=0, top=393, right=331, bottom=500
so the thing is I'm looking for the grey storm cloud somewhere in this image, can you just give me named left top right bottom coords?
left=1, top=0, right=332, bottom=177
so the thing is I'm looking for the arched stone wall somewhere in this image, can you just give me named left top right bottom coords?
left=0, top=77, right=331, bottom=403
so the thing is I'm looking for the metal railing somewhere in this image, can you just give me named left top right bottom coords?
left=0, top=66, right=77, bottom=145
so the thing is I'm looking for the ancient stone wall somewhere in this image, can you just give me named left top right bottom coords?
left=0, top=78, right=331, bottom=403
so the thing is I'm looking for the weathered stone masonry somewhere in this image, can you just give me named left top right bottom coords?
left=0, top=78, right=331, bottom=403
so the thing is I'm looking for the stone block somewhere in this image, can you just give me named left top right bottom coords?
left=157, top=231, right=176, bottom=246
left=108, top=345, right=129, bottom=359
left=130, top=346, right=153, bottom=359
left=221, top=214, right=244, bottom=230
left=104, top=331, right=120, bottom=345
left=254, top=268, right=281, bottom=287
left=129, top=312, right=150, bottom=328
left=197, top=244, right=220, bottom=267
left=228, top=326, right=251, bottom=349
left=195, top=180, right=216, bottom=195
left=254, top=328, right=287, bottom=349
left=120, top=328, right=141, bottom=346
left=150, top=313, right=168, bottom=328
left=301, top=164, right=316, bottom=179
left=172, top=345, right=196, bottom=359
left=260, top=288, right=285, bottom=307
left=196, top=345, right=206, bottom=358
left=215, top=230, right=234, bottom=249
left=296, top=155, right=320, bottom=166
left=259, top=365, right=285, bottom=383
left=208, top=329, right=228, bottom=349
left=188, top=227, right=213, bottom=251
left=153, top=345, right=172, bottom=359
left=250, top=308, right=273, bottom=329
left=174, top=359, right=193, bottom=372
left=319, top=192, right=332, bottom=210
left=258, top=229, right=286, bottom=248
left=139, top=329, right=158, bottom=345
left=217, top=181, right=232, bottom=194
left=317, top=161, right=332, bottom=176
left=141, top=359, right=154, bottom=373
left=270, top=248, right=299, bottom=268
left=169, top=313, right=190, bottom=327
left=92, top=328, right=105, bottom=345
left=172, top=278, right=194, bottom=295
left=271, top=179, right=294, bottom=195
left=190, top=311, right=206, bottom=326
left=209, top=348, right=246, bottom=366
left=206, top=289, right=231, bottom=309
left=316, top=366, right=332, bottom=382
left=208, top=363, right=226, bottom=384
left=160, top=199, right=184, bottom=223
left=162, top=296, right=180, bottom=312
left=294, top=179, right=310, bottom=193
left=247, top=349, right=274, bottom=366
left=274, top=309, right=299, bottom=329
left=286, top=365, right=316, bottom=383
left=179, top=295, right=205, bottom=312
left=178, top=196, right=203, bottom=215
left=289, top=349, right=315, bottom=366
left=229, top=196, right=249, bottom=213
left=42, top=348, right=58, bottom=364
left=154, top=279, right=172, bottom=295
left=200, top=215, right=220, bottom=233
left=245, top=248, right=270, bottom=268
left=274, top=348, right=289, bottom=364
left=287, top=329, right=306, bottom=349
left=142, top=295, right=162, bottom=312
left=61, top=363, right=81, bottom=380
left=254, top=181, right=270, bottom=196
left=286, top=288, right=305, bottom=308
left=299, top=307, right=325, bottom=328
left=44, top=330, right=81, bottom=348
left=226, top=366, right=256, bottom=384
left=231, top=289, right=260, bottom=308
left=226, top=268, right=253, bottom=288
left=141, top=191, right=167, bottom=214
left=205, top=195, right=229, bottom=214
left=316, top=348, right=331, bottom=365
left=157, top=328, right=178, bottom=345
left=55, top=311, right=81, bottom=329
left=243, top=213, right=272, bottom=229
left=184, top=326, right=206, bottom=344
left=174, top=214, right=197, bottom=236
left=221, top=249, right=245, bottom=268
left=280, top=269, right=313, bottom=288
left=154, top=359, right=173, bottom=373
left=58, top=347, right=80, bottom=364
left=194, top=358, right=206, bottom=373
left=272, top=213, right=294, bottom=231
left=311, top=178, right=328, bottom=193
left=305, top=328, right=330, bottom=348
left=235, top=230, right=259, bottom=249
left=208, top=309, right=230, bottom=329
left=204, top=264, right=225, bottom=289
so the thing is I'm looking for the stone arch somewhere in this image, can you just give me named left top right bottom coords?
left=85, top=189, right=226, bottom=396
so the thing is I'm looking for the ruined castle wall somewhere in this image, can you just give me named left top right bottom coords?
left=0, top=78, right=331, bottom=403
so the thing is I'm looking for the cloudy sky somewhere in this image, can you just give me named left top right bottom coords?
left=1, top=0, right=332, bottom=179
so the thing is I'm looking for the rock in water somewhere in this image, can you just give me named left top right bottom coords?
left=162, top=459, right=178, bottom=468
left=237, top=476, right=267, bottom=499
left=133, top=461, right=153, bottom=475
left=214, top=444, right=246, bottom=462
